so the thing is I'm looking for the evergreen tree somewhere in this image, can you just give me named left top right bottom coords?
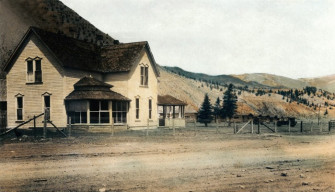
left=222, top=84, right=237, bottom=123
left=197, top=94, right=213, bottom=127
left=213, top=97, right=221, bottom=121
left=324, top=109, right=328, bottom=115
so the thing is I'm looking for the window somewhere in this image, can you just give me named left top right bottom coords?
left=149, top=99, right=152, bottom=119
left=17, top=97, right=23, bottom=120
left=26, top=57, right=42, bottom=83
left=67, top=101, right=87, bottom=124
left=27, top=60, right=33, bottom=82
left=44, top=95, right=50, bottom=120
left=112, top=101, right=127, bottom=124
left=136, top=98, right=139, bottom=119
left=35, top=59, right=42, bottom=82
left=140, top=66, right=148, bottom=86
left=90, top=100, right=109, bottom=124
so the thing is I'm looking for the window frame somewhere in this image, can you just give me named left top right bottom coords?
left=26, top=57, right=43, bottom=84
left=149, top=99, right=152, bottom=119
left=16, top=96, right=23, bottom=121
left=136, top=98, right=140, bottom=119
left=90, top=100, right=110, bottom=124
left=26, top=59, right=34, bottom=82
left=140, top=65, right=149, bottom=86
left=112, top=101, right=128, bottom=125
left=67, top=101, right=88, bottom=125
left=43, top=94, right=51, bottom=120
left=35, top=59, right=42, bottom=83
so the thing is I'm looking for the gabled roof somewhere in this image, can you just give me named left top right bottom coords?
left=3, top=27, right=160, bottom=76
left=158, top=95, right=187, bottom=106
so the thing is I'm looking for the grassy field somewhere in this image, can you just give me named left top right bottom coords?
left=0, top=125, right=335, bottom=192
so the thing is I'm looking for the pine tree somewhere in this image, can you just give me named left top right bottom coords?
left=197, top=94, right=213, bottom=127
left=324, top=109, right=328, bottom=115
left=222, top=84, right=237, bottom=123
left=213, top=97, right=221, bottom=121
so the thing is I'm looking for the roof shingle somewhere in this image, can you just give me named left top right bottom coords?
left=4, top=27, right=159, bottom=76
left=158, top=95, right=187, bottom=106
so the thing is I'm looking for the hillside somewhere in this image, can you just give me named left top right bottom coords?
left=162, top=66, right=269, bottom=89
left=159, top=66, right=335, bottom=120
left=0, top=0, right=116, bottom=100
left=233, top=73, right=308, bottom=89
left=300, top=74, right=335, bottom=93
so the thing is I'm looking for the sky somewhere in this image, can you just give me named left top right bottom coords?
left=61, top=0, right=335, bottom=79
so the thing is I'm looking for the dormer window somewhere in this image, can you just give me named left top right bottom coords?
left=140, top=65, right=148, bottom=86
left=26, top=57, right=42, bottom=83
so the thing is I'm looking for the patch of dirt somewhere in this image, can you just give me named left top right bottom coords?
left=0, top=127, right=334, bottom=191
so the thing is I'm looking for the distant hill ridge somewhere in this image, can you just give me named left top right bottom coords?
left=162, top=66, right=270, bottom=89
left=163, top=66, right=335, bottom=93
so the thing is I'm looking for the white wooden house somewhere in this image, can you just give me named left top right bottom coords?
left=3, top=27, right=165, bottom=130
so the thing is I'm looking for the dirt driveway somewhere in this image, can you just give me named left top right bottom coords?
left=0, top=128, right=334, bottom=191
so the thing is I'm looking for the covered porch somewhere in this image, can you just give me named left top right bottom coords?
left=65, top=77, right=130, bottom=129
left=157, top=95, right=187, bottom=127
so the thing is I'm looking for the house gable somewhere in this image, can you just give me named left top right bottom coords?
left=6, top=33, right=66, bottom=128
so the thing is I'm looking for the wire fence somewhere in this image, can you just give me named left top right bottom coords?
left=183, top=119, right=335, bottom=135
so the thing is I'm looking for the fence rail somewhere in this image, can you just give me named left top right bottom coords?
left=185, top=120, right=334, bottom=135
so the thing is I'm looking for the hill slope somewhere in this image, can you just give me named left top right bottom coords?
left=300, top=74, right=335, bottom=93
left=0, top=0, right=116, bottom=68
left=233, top=73, right=308, bottom=89
left=159, top=66, right=335, bottom=120
left=0, top=0, right=117, bottom=100
left=163, top=66, right=269, bottom=88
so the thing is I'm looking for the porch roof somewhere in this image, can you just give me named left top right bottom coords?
left=65, top=76, right=130, bottom=101
left=65, top=90, right=130, bottom=101
left=157, top=95, right=187, bottom=106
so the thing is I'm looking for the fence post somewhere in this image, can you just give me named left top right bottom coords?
left=258, top=120, right=260, bottom=134
left=251, top=119, right=254, bottom=134
left=329, top=121, right=331, bottom=133
left=43, top=109, right=47, bottom=138
left=146, top=118, right=149, bottom=137
left=288, top=120, right=291, bottom=134
left=68, top=117, right=72, bottom=137
left=216, top=119, right=219, bottom=134
left=274, top=121, right=277, bottom=133
left=320, top=121, right=322, bottom=133
left=173, top=118, right=175, bottom=136
left=234, top=123, right=236, bottom=134
left=310, top=121, right=313, bottom=133
left=194, top=119, right=196, bottom=136
left=33, top=115, right=36, bottom=129
left=300, top=121, right=303, bottom=133
left=111, top=117, right=114, bottom=136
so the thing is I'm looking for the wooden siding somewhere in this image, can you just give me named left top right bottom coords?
left=6, top=35, right=66, bottom=128
left=7, top=35, right=159, bottom=129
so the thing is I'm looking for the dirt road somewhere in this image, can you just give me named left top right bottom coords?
left=0, top=128, right=334, bottom=191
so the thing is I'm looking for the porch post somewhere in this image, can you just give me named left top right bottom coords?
left=178, top=106, right=181, bottom=118
left=163, top=105, right=166, bottom=119
left=87, top=101, right=90, bottom=124
left=173, top=106, right=175, bottom=119
left=109, top=101, right=113, bottom=125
